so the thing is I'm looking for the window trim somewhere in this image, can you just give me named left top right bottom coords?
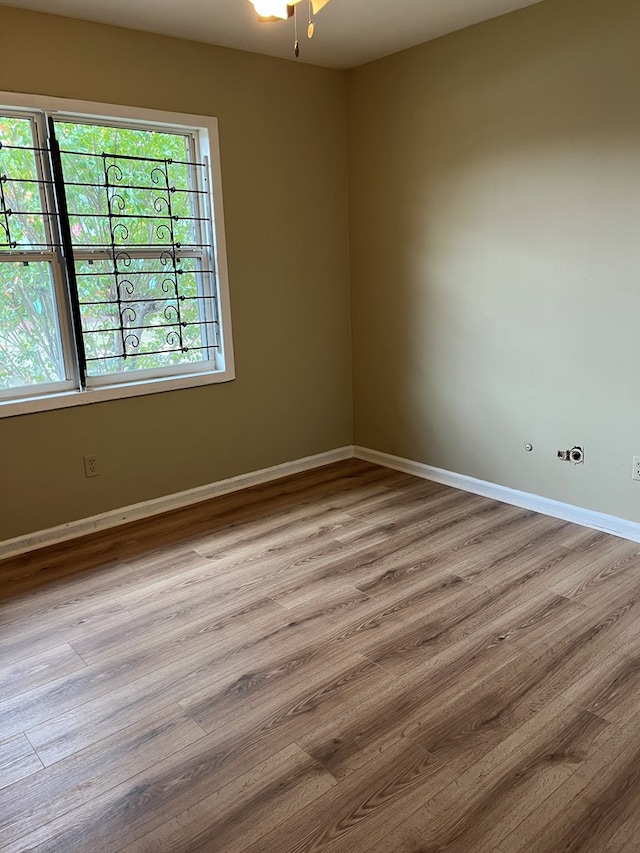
left=0, top=92, right=235, bottom=419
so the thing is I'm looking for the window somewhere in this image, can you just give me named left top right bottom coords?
left=0, top=94, right=234, bottom=417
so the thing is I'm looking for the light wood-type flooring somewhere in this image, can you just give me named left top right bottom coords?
left=3, top=459, right=640, bottom=852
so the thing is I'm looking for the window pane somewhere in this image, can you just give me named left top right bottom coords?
left=0, top=261, right=66, bottom=389
left=54, top=122, right=198, bottom=250
left=0, top=116, right=48, bottom=251
left=75, top=256, right=211, bottom=377
left=54, top=119, right=217, bottom=382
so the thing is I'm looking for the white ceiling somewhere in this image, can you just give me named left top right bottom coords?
left=0, top=0, right=545, bottom=68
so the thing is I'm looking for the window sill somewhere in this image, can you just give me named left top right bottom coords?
left=0, top=368, right=235, bottom=419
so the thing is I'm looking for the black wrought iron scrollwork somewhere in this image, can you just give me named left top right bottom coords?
left=153, top=196, right=170, bottom=214
left=115, top=251, right=132, bottom=267
left=123, top=332, right=140, bottom=352
left=155, top=222, right=172, bottom=243
left=112, top=222, right=129, bottom=243
left=121, top=306, right=137, bottom=324
left=104, top=157, right=128, bottom=359
left=60, top=146, right=224, bottom=366
left=108, top=193, right=126, bottom=214
left=99, top=152, right=187, bottom=359
left=150, top=166, right=165, bottom=186
left=165, top=329, right=184, bottom=350
left=105, top=161, right=124, bottom=185
left=164, top=304, right=179, bottom=322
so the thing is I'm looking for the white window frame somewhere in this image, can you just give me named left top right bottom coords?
left=0, top=92, right=235, bottom=419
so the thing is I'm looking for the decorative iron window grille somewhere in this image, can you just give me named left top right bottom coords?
left=0, top=106, right=230, bottom=402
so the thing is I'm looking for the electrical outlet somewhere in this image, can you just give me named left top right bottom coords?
left=83, top=454, right=99, bottom=478
left=633, top=456, right=640, bottom=482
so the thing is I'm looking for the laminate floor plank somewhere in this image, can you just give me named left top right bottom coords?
left=24, top=596, right=296, bottom=763
left=302, top=643, right=552, bottom=788
left=300, top=701, right=612, bottom=853
left=335, top=494, right=522, bottom=570
left=0, top=733, right=43, bottom=791
left=584, top=648, right=640, bottom=726
left=281, top=570, right=480, bottom=649
left=419, top=710, right=613, bottom=853
left=238, top=500, right=540, bottom=613
left=116, top=743, right=336, bottom=853
left=357, top=578, right=583, bottom=679
left=258, top=526, right=439, bottom=608
left=6, top=657, right=401, bottom=853
left=259, top=505, right=519, bottom=610
left=352, top=507, right=544, bottom=601
left=77, top=547, right=221, bottom=608
left=70, top=587, right=285, bottom=666
left=360, top=805, right=437, bottom=852
left=0, top=705, right=206, bottom=848
left=332, top=480, right=466, bottom=537
left=23, top=642, right=251, bottom=765
left=0, top=593, right=279, bottom=743
left=340, top=479, right=478, bottom=523
left=0, top=574, right=124, bottom=623
left=298, top=594, right=628, bottom=792
left=178, top=648, right=395, bottom=742
left=195, top=534, right=357, bottom=611
left=238, top=738, right=445, bottom=853
left=547, top=539, right=640, bottom=606
left=406, top=600, right=639, bottom=744
left=449, top=517, right=590, bottom=589
left=0, top=599, right=130, bottom=668
left=26, top=590, right=386, bottom=765
left=404, top=592, right=640, bottom=772
left=191, top=507, right=358, bottom=569
left=2, top=460, right=640, bottom=851
left=497, top=705, right=640, bottom=853
left=561, top=527, right=628, bottom=553
left=0, top=643, right=86, bottom=701
left=605, top=805, right=640, bottom=852
left=189, top=499, right=372, bottom=560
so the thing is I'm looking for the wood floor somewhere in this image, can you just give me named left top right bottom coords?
left=3, top=459, right=640, bottom=852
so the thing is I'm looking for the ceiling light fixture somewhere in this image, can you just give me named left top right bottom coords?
left=251, top=0, right=292, bottom=20
left=248, top=0, right=332, bottom=57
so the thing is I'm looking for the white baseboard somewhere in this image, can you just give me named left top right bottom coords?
left=0, top=446, right=354, bottom=561
left=354, top=446, right=640, bottom=544
left=6, top=443, right=639, bottom=561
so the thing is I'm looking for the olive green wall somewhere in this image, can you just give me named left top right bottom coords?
left=0, top=7, right=353, bottom=539
left=348, top=0, right=640, bottom=522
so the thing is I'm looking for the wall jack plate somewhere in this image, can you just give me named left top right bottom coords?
left=84, top=454, right=99, bottom=478
left=633, top=457, right=640, bottom=482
